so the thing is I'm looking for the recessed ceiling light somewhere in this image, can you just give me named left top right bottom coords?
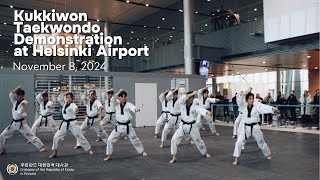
left=212, top=13, right=215, bottom=16
left=225, top=66, right=228, bottom=69
left=131, top=31, right=134, bottom=34
left=262, top=61, right=266, bottom=64
left=10, top=5, right=13, bottom=8
left=315, top=67, right=318, bottom=69
left=10, top=44, right=12, bottom=46
left=237, top=72, right=240, bottom=74
left=126, top=0, right=130, bottom=3
left=205, top=24, right=208, bottom=26
left=136, top=38, right=139, bottom=40
left=211, top=75, right=214, bottom=77
left=144, top=38, right=146, bottom=40
left=130, top=37, right=132, bottom=39
left=207, top=0, right=211, bottom=1
left=307, top=55, right=311, bottom=58
left=265, top=68, right=268, bottom=71
left=254, top=8, right=257, bottom=11
left=157, top=26, right=160, bottom=29
left=254, top=18, right=257, bottom=21
left=0, top=34, right=1, bottom=36
left=97, top=19, right=100, bottom=21
left=179, top=9, right=183, bottom=12
left=156, top=38, right=159, bottom=40
left=4, top=22, right=7, bottom=25
left=170, top=35, right=172, bottom=37
left=145, top=4, right=149, bottom=7
left=127, top=42, right=130, bottom=45
left=303, top=64, right=306, bottom=67
left=169, top=39, right=171, bottom=41
left=195, top=11, right=198, bottom=14
left=144, top=25, right=147, bottom=28
left=162, top=17, right=165, bottom=21
left=172, top=27, right=175, bottom=29
left=200, top=29, right=203, bottom=31
left=6, top=51, right=8, bottom=53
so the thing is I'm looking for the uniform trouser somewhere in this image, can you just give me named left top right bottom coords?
left=0, top=120, right=44, bottom=151
left=31, top=115, right=57, bottom=135
left=171, top=124, right=208, bottom=156
left=76, top=117, right=109, bottom=146
left=52, top=121, right=91, bottom=151
left=233, top=123, right=271, bottom=157
left=101, top=113, right=117, bottom=128
left=161, top=116, right=180, bottom=142
left=233, top=113, right=242, bottom=136
left=106, top=124, right=144, bottom=155
left=197, top=114, right=216, bottom=134
left=155, top=113, right=168, bottom=134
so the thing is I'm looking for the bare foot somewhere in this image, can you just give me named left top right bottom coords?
left=154, top=134, right=158, bottom=138
left=232, top=157, right=240, bottom=165
left=201, top=127, right=206, bottom=131
left=190, top=140, right=195, bottom=144
left=49, top=151, right=57, bottom=158
left=39, top=147, right=46, bottom=152
left=124, top=136, right=128, bottom=140
left=159, top=142, right=164, bottom=148
left=88, top=149, right=94, bottom=155
left=232, top=135, right=236, bottom=139
left=104, top=155, right=112, bottom=161
left=169, top=156, right=177, bottom=164
left=266, top=155, right=272, bottom=160
left=96, top=137, right=102, bottom=142
left=205, top=153, right=211, bottom=158
left=215, top=120, right=221, bottom=123
left=142, top=151, right=148, bottom=156
left=26, top=140, right=31, bottom=143
left=0, top=149, right=6, bottom=155
left=74, top=146, right=81, bottom=149
left=241, top=146, right=245, bottom=150
left=214, top=133, right=220, bottom=136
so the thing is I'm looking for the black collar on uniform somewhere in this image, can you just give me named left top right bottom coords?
left=120, top=102, right=126, bottom=115
left=247, top=105, right=254, bottom=118
left=90, top=99, right=95, bottom=111
left=64, top=103, right=71, bottom=114
left=173, top=98, right=177, bottom=107
left=15, top=99, right=24, bottom=111
left=186, top=103, right=192, bottom=116
left=108, top=99, right=111, bottom=107
left=165, top=99, right=168, bottom=107
left=43, top=100, right=48, bottom=110
left=203, top=97, right=207, bottom=105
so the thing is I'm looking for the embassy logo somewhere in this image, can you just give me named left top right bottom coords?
left=7, top=164, right=19, bottom=175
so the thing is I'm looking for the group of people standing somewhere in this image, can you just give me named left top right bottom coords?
left=0, top=85, right=280, bottom=165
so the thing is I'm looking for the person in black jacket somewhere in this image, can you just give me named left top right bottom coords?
left=232, top=93, right=238, bottom=118
left=313, top=89, right=319, bottom=129
left=287, top=90, right=298, bottom=122
left=277, top=94, right=288, bottom=126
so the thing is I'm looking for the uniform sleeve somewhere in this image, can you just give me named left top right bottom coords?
left=80, top=94, right=89, bottom=105
left=207, top=97, right=218, bottom=104
left=128, top=103, right=137, bottom=113
left=256, top=103, right=274, bottom=114
left=9, top=92, right=16, bottom=104
left=197, top=89, right=203, bottom=99
left=166, top=90, right=173, bottom=101
left=110, top=95, right=119, bottom=106
left=179, top=95, right=188, bottom=105
left=101, top=92, right=107, bottom=102
left=236, top=94, right=245, bottom=107
left=47, top=101, right=54, bottom=110
left=36, top=93, right=43, bottom=104
left=196, top=106, right=208, bottom=117
left=72, top=104, right=78, bottom=113
left=57, top=93, right=65, bottom=106
left=16, top=100, right=28, bottom=115
left=96, top=100, right=103, bottom=109
left=159, top=92, right=165, bottom=102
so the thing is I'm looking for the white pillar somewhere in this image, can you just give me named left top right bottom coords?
left=104, top=21, right=111, bottom=90
left=183, top=0, right=195, bottom=75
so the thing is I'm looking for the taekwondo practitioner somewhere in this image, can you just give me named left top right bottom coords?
left=31, top=90, right=57, bottom=137
left=197, top=87, right=220, bottom=135
left=74, top=90, right=109, bottom=149
left=169, top=91, right=211, bottom=164
left=232, top=90, right=249, bottom=139
left=49, top=91, right=93, bottom=158
left=160, top=88, right=181, bottom=147
left=104, top=89, right=147, bottom=161
left=101, top=89, right=117, bottom=129
left=232, top=91, right=278, bottom=165
left=154, top=90, right=170, bottom=138
left=0, top=86, right=46, bottom=155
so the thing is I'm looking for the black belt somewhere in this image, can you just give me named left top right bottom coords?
left=106, top=112, right=115, bottom=121
left=59, top=118, right=76, bottom=130
left=115, top=121, right=131, bottom=134
left=40, top=114, right=52, bottom=127
left=162, top=111, right=170, bottom=119
left=7, top=118, right=25, bottom=130
left=244, top=122, right=258, bottom=140
left=87, top=115, right=99, bottom=126
left=169, top=113, right=181, bottom=125
left=181, top=120, right=196, bottom=134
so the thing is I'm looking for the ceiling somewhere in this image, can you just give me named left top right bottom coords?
left=0, top=0, right=263, bottom=52
left=160, top=49, right=320, bottom=76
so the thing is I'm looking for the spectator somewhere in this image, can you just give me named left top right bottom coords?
left=256, top=93, right=264, bottom=103
left=287, top=90, right=298, bottom=122
left=215, top=92, right=224, bottom=117
left=313, top=89, right=319, bottom=129
left=277, top=94, right=288, bottom=127
left=277, top=92, right=281, bottom=102
left=232, top=93, right=238, bottom=118
left=228, top=10, right=236, bottom=27
left=233, top=11, right=240, bottom=25
left=300, top=90, right=312, bottom=129
left=223, top=95, right=230, bottom=122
